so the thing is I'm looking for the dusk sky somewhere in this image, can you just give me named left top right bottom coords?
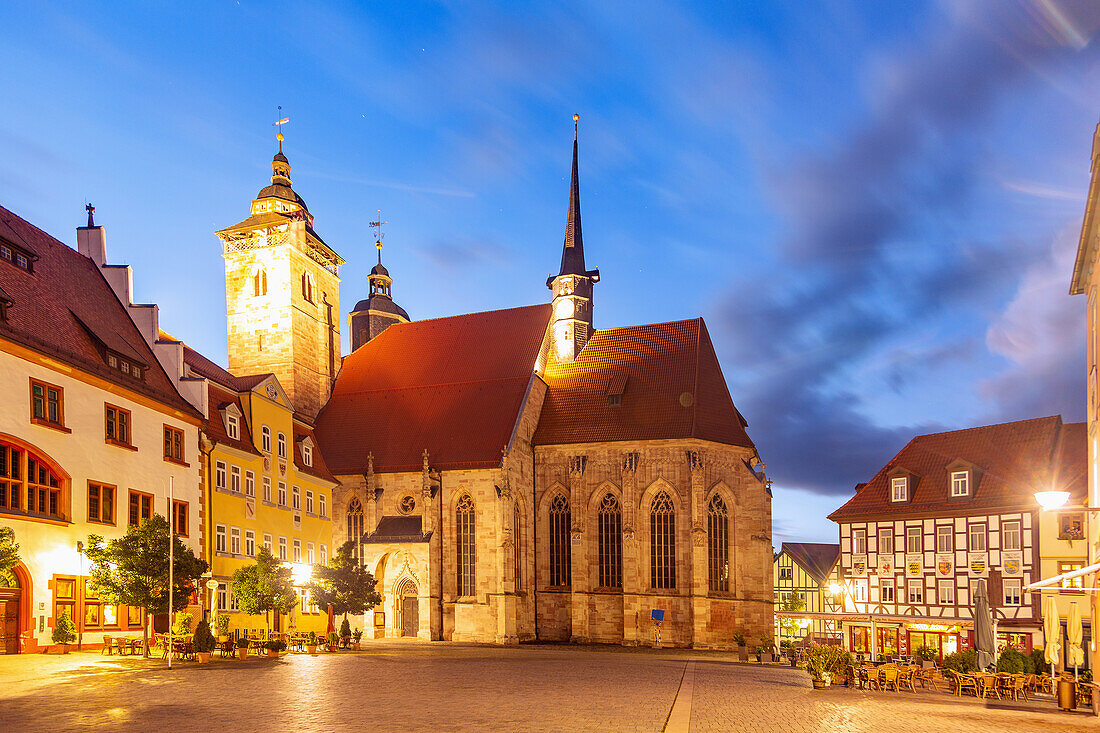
left=3, top=1, right=1099, bottom=548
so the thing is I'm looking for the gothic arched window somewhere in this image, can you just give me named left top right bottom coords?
left=597, top=493, right=622, bottom=589
left=548, top=494, right=571, bottom=587
left=513, top=501, right=522, bottom=593
left=277, top=432, right=287, bottom=459
left=707, top=494, right=729, bottom=592
left=650, top=491, right=676, bottom=590
left=456, top=494, right=476, bottom=596
left=346, top=497, right=364, bottom=564
left=261, top=426, right=271, bottom=453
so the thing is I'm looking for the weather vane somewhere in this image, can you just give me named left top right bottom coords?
left=369, top=210, right=387, bottom=264
left=273, top=105, right=289, bottom=151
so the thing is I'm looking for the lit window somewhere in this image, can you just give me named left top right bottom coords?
left=1002, top=521, right=1021, bottom=551
left=950, top=471, right=969, bottom=497
left=906, top=526, right=922, bottom=553
left=936, top=525, right=952, bottom=553
left=891, top=477, right=907, bottom=502
left=968, top=524, right=986, bottom=552
left=853, top=529, right=867, bottom=555
left=1060, top=562, right=1084, bottom=592
left=549, top=494, right=571, bottom=587
left=938, top=580, right=954, bottom=605
left=1003, top=579, right=1022, bottom=606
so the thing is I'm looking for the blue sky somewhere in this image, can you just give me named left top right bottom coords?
left=2, top=1, right=1099, bottom=547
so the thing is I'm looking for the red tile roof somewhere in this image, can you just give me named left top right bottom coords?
left=182, top=343, right=274, bottom=394
left=780, top=542, right=839, bottom=585
left=206, top=383, right=260, bottom=457
left=315, top=304, right=552, bottom=473
left=0, top=205, right=199, bottom=417
left=533, top=318, right=756, bottom=450
left=828, top=416, right=1085, bottom=521
left=293, top=425, right=336, bottom=483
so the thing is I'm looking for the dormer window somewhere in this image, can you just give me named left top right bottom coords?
left=950, top=470, right=969, bottom=497
left=105, top=351, right=143, bottom=381
left=302, top=443, right=313, bottom=467
left=0, top=240, right=35, bottom=273
left=226, top=414, right=240, bottom=440
left=891, top=476, right=908, bottom=502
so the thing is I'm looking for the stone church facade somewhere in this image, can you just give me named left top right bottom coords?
left=223, top=123, right=773, bottom=647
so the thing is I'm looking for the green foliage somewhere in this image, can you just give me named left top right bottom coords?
left=84, top=515, right=206, bottom=656
left=192, top=619, right=217, bottom=654
left=172, top=612, right=194, bottom=635
left=215, top=614, right=231, bottom=636
left=353, top=628, right=363, bottom=642
left=1030, top=648, right=1049, bottom=673
left=307, top=540, right=382, bottom=620
left=942, top=649, right=978, bottom=673
left=307, top=631, right=318, bottom=645
left=803, top=645, right=853, bottom=682
left=264, top=639, right=286, bottom=652
left=1082, top=669, right=1093, bottom=683
left=996, top=647, right=1034, bottom=674
left=328, top=631, right=340, bottom=647
left=780, top=639, right=795, bottom=649
left=914, top=644, right=938, bottom=662
left=0, top=527, right=20, bottom=574
left=777, top=594, right=806, bottom=635
left=231, top=548, right=297, bottom=632
left=51, top=609, right=76, bottom=645
left=732, top=631, right=746, bottom=646
left=339, top=617, right=352, bottom=639
left=235, top=637, right=250, bottom=649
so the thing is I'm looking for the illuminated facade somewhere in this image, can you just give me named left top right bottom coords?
left=0, top=206, right=203, bottom=653
left=772, top=543, right=839, bottom=646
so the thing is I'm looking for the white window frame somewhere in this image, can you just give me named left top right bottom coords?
left=306, top=490, right=314, bottom=514
left=292, top=486, right=301, bottom=510
left=230, top=465, right=241, bottom=494
left=277, top=432, right=287, bottom=459
left=245, top=470, right=255, bottom=497
left=1004, top=579, right=1022, bottom=606
left=278, top=482, right=287, bottom=507
left=968, top=524, right=986, bottom=552
left=951, top=470, right=969, bottom=497
left=319, top=494, right=327, bottom=517
left=303, top=444, right=313, bottom=467
left=261, top=426, right=271, bottom=453
left=938, top=579, right=954, bottom=605
left=226, top=413, right=240, bottom=441
left=906, top=526, right=921, bottom=553
left=853, top=580, right=868, bottom=602
left=879, top=528, right=894, bottom=555
left=936, top=525, right=952, bottom=553
left=245, top=529, right=255, bottom=557
left=1002, top=521, right=1021, bottom=551
left=853, top=529, right=867, bottom=555
left=263, top=476, right=272, bottom=503
left=215, top=524, right=227, bottom=553
left=278, top=536, right=287, bottom=561
left=215, top=460, right=227, bottom=492
left=880, top=578, right=895, bottom=603
left=307, top=542, right=315, bottom=565
left=907, top=579, right=923, bottom=604
left=293, top=539, right=301, bottom=563
left=230, top=526, right=241, bottom=555
left=263, top=533, right=272, bottom=553
left=891, top=476, right=907, bottom=502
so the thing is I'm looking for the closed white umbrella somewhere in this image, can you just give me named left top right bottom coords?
left=1043, top=594, right=1061, bottom=682
left=1067, top=601, right=1084, bottom=680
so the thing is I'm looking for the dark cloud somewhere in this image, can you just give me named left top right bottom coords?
left=714, top=1, right=1100, bottom=497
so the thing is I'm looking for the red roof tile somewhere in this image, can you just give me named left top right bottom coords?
left=533, top=318, right=755, bottom=450
left=315, top=304, right=552, bottom=473
left=205, top=383, right=260, bottom=457
left=828, top=416, right=1085, bottom=521
left=182, top=343, right=274, bottom=394
left=0, top=205, right=198, bottom=417
left=293, top=424, right=336, bottom=483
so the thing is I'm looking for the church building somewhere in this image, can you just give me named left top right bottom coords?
left=221, top=120, right=773, bottom=648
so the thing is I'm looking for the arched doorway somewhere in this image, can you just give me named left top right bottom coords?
left=396, top=578, right=418, bottom=637
left=0, top=566, right=22, bottom=654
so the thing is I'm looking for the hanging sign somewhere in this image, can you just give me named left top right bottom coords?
left=936, top=554, right=953, bottom=577
left=898, top=630, right=909, bottom=655
left=851, top=555, right=867, bottom=577
left=968, top=552, right=988, bottom=577
left=1001, top=551, right=1022, bottom=577
left=906, top=554, right=923, bottom=577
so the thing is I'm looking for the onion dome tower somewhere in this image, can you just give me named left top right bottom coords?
left=348, top=220, right=409, bottom=352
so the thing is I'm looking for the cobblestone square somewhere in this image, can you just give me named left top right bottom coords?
left=0, top=642, right=1095, bottom=732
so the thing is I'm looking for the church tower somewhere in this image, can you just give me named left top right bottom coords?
left=217, top=128, right=344, bottom=418
left=348, top=228, right=410, bottom=351
left=547, top=115, right=599, bottom=364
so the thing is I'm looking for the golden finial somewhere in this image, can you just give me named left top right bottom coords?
left=573, top=113, right=579, bottom=140
left=273, top=105, right=289, bottom=153
left=369, top=210, right=387, bottom=265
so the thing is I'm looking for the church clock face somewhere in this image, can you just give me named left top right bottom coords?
left=265, top=384, right=278, bottom=400
left=555, top=298, right=575, bottom=320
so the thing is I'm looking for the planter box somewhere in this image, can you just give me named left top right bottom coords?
left=737, top=646, right=748, bottom=662
left=760, top=653, right=772, bottom=664
left=307, top=645, right=318, bottom=654
left=197, top=652, right=211, bottom=664
left=812, top=678, right=825, bottom=689
left=237, top=649, right=248, bottom=660
left=351, top=643, right=361, bottom=651
left=267, top=649, right=279, bottom=658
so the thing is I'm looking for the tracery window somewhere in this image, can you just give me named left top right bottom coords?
left=346, top=497, right=364, bottom=564
left=650, top=491, right=676, bottom=590
left=457, top=494, right=476, bottom=596
left=707, top=494, right=729, bottom=592
left=597, top=493, right=622, bottom=589
left=548, top=494, right=571, bottom=587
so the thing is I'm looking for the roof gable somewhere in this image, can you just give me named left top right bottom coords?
left=780, top=542, right=839, bottom=584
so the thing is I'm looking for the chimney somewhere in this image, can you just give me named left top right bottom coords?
left=77, top=203, right=107, bottom=266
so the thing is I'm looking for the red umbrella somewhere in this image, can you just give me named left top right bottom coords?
left=326, top=604, right=335, bottom=635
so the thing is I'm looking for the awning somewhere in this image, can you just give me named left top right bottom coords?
left=775, top=611, right=974, bottom=627
left=1024, top=561, right=1100, bottom=592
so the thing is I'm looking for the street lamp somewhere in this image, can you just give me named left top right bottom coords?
left=1035, top=490, right=1072, bottom=511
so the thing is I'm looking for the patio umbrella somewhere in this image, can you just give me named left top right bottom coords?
left=327, top=604, right=336, bottom=635
left=1043, top=594, right=1061, bottom=681
left=1067, top=601, right=1084, bottom=680
left=973, top=578, right=996, bottom=671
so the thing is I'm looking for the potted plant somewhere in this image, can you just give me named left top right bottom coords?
left=327, top=631, right=340, bottom=652
left=804, top=644, right=852, bottom=689
left=759, top=635, right=773, bottom=663
left=52, top=609, right=76, bottom=654
left=804, top=649, right=831, bottom=689
left=193, top=619, right=217, bottom=663
left=264, top=639, right=286, bottom=658
left=172, top=611, right=194, bottom=636
left=352, top=628, right=363, bottom=651
left=914, top=644, right=938, bottom=669
left=307, top=631, right=318, bottom=654
left=235, top=637, right=250, bottom=660
left=780, top=639, right=796, bottom=666
left=339, top=618, right=352, bottom=649
left=215, top=614, right=231, bottom=642
left=733, top=631, right=748, bottom=662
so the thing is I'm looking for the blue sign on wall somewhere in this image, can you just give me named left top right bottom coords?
left=651, top=609, right=665, bottom=622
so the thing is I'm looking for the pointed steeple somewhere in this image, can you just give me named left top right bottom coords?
left=559, top=114, right=586, bottom=277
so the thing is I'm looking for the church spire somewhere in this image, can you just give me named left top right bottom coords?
left=559, top=113, right=586, bottom=277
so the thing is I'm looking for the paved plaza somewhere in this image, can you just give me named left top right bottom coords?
left=0, top=642, right=1095, bottom=732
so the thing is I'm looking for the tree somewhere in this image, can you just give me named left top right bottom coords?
left=84, top=514, right=207, bottom=657
left=52, top=608, right=76, bottom=650
left=308, top=540, right=382, bottom=621
left=0, top=527, right=20, bottom=573
left=777, top=594, right=807, bottom=637
left=231, top=548, right=297, bottom=633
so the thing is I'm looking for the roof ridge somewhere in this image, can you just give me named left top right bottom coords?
left=910, top=414, right=1061, bottom=440
left=336, top=374, right=533, bottom=397
left=389, top=303, right=548, bottom=328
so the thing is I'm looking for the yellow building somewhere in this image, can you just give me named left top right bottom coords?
left=773, top=543, right=839, bottom=646
left=180, top=346, right=338, bottom=636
